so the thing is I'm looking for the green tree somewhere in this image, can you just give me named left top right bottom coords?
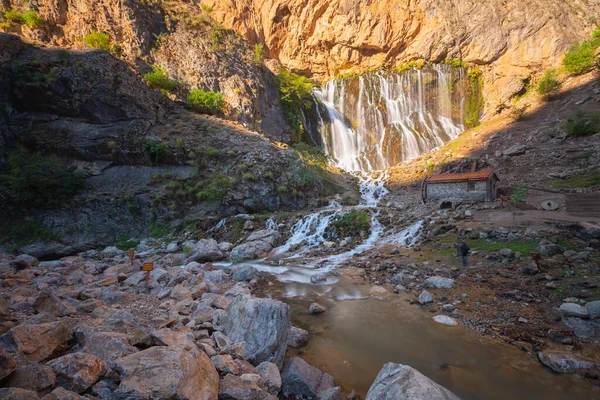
left=187, top=89, right=225, bottom=114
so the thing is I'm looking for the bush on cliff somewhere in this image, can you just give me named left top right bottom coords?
left=565, top=111, right=600, bottom=137
left=535, top=69, right=561, bottom=100
left=187, top=89, right=225, bottom=115
left=0, top=151, right=84, bottom=207
left=563, top=27, right=600, bottom=75
left=143, top=66, right=179, bottom=94
left=278, top=69, right=315, bottom=142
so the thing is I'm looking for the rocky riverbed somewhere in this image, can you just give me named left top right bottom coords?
left=0, top=246, right=468, bottom=399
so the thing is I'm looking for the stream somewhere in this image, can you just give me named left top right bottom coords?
left=215, top=172, right=598, bottom=399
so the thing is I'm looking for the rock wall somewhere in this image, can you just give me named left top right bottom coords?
left=203, top=0, right=600, bottom=107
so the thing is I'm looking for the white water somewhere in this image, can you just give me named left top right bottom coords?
left=386, top=220, right=424, bottom=247
left=314, top=65, right=466, bottom=172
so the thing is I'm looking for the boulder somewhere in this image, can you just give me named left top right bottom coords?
left=47, top=352, right=107, bottom=394
left=232, top=266, right=260, bottom=282
left=5, top=363, right=56, bottom=392
left=309, top=302, right=327, bottom=314
left=246, top=230, right=282, bottom=247
left=558, top=303, right=589, bottom=318
left=538, top=240, right=563, bottom=256
left=281, top=357, right=336, bottom=399
left=222, top=296, right=290, bottom=369
left=151, top=328, right=197, bottom=351
left=310, top=272, right=329, bottom=284
left=503, top=144, right=526, bottom=156
left=218, top=373, right=276, bottom=400
left=113, top=346, right=219, bottom=399
left=73, top=325, right=138, bottom=362
left=41, top=387, right=86, bottom=399
left=219, top=242, right=234, bottom=252
left=418, top=290, right=433, bottom=305
left=365, top=363, right=460, bottom=400
left=423, top=277, right=455, bottom=289
left=537, top=352, right=600, bottom=373
left=320, top=387, right=345, bottom=400
left=585, top=300, right=600, bottom=320
left=0, top=347, right=17, bottom=380
left=562, top=317, right=595, bottom=339
left=16, top=254, right=39, bottom=268
left=33, top=291, right=76, bottom=317
left=204, top=270, right=229, bottom=283
left=0, top=322, right=72, bottom=363
left=231, top=241, right=273, bottom=262
left=255, top=361, right=281, bottom=396
left=186, top=239, right=224, bottom=263
left=287, top=326, right=309, bottom=348
left=369, top=286, right=390, bottom=298
left=0, top=388, right=40, bottom=399
left=499, top=248, right=515, bottom=258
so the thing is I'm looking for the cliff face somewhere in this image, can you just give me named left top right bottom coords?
left=203, top=0, right=600, bottom=104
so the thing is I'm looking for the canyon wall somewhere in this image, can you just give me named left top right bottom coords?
left=203, top=0, right=600, bottom=108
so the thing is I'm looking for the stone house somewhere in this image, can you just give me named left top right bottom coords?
left=424, top=170, right=499, bottom=202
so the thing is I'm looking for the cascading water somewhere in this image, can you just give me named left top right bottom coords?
left=314, top=64, right=467, bottom=171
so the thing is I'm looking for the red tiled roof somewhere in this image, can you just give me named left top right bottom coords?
left=426, top=169, right=497, bottom=183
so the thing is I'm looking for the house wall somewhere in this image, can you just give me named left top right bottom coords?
left=427, top=180, right=489, bottom=200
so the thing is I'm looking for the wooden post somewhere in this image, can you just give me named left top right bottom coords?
left=143, top=262, right=154, bottom=285
left=128, top=249, right=135, bottom=266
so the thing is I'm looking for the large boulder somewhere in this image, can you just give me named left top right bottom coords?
left=365, top=363, right=460, bottom=400
left=558, top=303, right=589, bottom=318
left=281, top=357, right=336, bottom=399
left=47, top=352, right=108, bottom=394
left=5, top=363, right=56, bottom=392
left=218, top=373, right=276, bottom=400
left=537, top=352, right=600, bottom=373
left=585, top=300, right=600, bottom=320
left=230, top=241, right=273, bottom=262
left=222, top=296, right=290, bottom=369
left=0, top=322, right=72, bottom=363
left=72, top=325, right=138, bottom=362
left=42, top=387, right=87, bottom=399
left=0, top=347, right=17, bottom=380
left=246, top=230, right=282, bottom=247
left=112, top=345, right=219, bottom=399
left=423, top=277, right=455, bottom=289
left=33, top=291, right=76, bottom=317
left=186, top=239, right=224, bottom=263
left=255, top=361, right=281, bottom=396
left=0, top=388, right=40, bottom=399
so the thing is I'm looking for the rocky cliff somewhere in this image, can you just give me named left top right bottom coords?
left=204, top=0, right=600, bottom=108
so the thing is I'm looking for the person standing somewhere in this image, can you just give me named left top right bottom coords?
left=458, top=241, right=470, bottom=266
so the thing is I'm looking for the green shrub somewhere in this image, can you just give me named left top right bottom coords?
left=0, top=151, right=84, bottom=207
left=565, top=111, right=600, bottom=137
left=3, top=9, right=23, bottom=23
left=278, top=69, right=315, bottom=141
left=144, top=140, right=167, bottom=163
left=195, top=172, right=232, bottom=201
left=150, top=220, right=170, bottom=238
left=563, top=27, right=600, bottom=75
left=509, top=104, right=528, bottom=121
left=82, top=31, right=112, bottom=51
left=277, top=185, right=287, bottom=194
left=143, top=66, right=178, bottom=93
left=204, top=147, right=220, bottom=158
left=116, top=235, right=139, bottom=250
left=187, top=89, right=225, bottom=114
left=22, top=10, right=44, bottom=28
left=332, top=210, right=371, bottom=237
left=253, top=43, right=264, bottom=66
left=511, top=187, right=528, bottom=204
left=0, top=220, right=56, bottom=249
left=242, top=172, right=255, bottom=181
left=208, top=23, right=228, bottom=52
left=535, top=68, right=561, bottom=100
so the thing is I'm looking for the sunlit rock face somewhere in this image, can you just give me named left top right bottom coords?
left=314, top=65, right=471, bottom=172
left=203, top=0, right=600, bottom=107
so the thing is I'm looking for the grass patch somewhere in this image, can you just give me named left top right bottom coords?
left=82, top=31, right=112, bottom=51
left=549, top=173, right=600, bottom=189
left=564, top=111, right=600, bottom=137
left=3, top=9, right=44, bottom=28
left=150, top=220, right=170, bottom=238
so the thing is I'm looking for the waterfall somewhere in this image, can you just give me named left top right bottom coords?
left=314, top=64, right=467, bottom=172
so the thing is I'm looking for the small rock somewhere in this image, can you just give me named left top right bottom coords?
left=287, top=326, right=309, bottom=349
left=418, top=290, right=433, bottom=305
left=559, top=303, right=589, bottom=318
left=432, top=315, right=458, bottom=326
left=309, top=302, right=327, bottom=314
left=423, top=276, right=455, bottom=289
